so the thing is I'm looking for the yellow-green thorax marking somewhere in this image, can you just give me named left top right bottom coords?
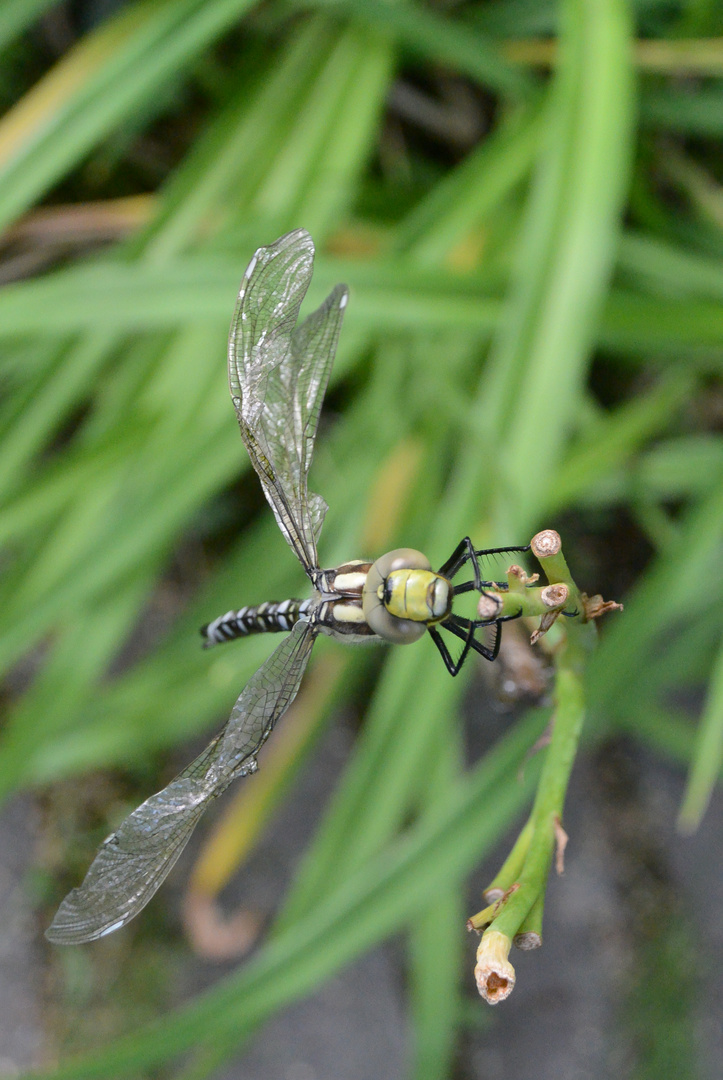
left=383, top=568, right=452, bottom=625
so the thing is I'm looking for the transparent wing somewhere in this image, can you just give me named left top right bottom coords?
left=46, top=621, right=317, bottom=944
left=228, top=228, right=348, bottom=577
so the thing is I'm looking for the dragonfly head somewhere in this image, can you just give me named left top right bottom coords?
left=362, top=548, right=452, bottom=643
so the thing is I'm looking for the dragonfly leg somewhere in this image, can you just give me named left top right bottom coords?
left=428, top=624, right=474, bottom=677
left=440, top=538, right=531, bottom=596
left=474, top=543, right=532, bottom=559
left=445, top=613, right=502, bottom=662
left=436, top=537, right=477, bottom=582
left=467, top=544, right=531, bottom=593
left=452, top=578, right=509, bottom=596
left=431, top=614, right=502, bottom=674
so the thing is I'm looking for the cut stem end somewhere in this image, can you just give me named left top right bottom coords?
left=474, top=930, right=516, bottom=1004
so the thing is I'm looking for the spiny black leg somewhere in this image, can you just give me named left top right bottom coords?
left=484, top=619, right=501, bottom=661
left=428, top=625, right=459, bottom=676
left=444, top=614, right=500, bottom=663
left=461, top=544, right=531, bottom=594
left=473, top=544, right=531, bottom=558
left=454, top=621, right=477, bottom=673
left=428, top=621, right=479, bottom=676
left=452, top=578, right=509, bottom=596
left=495, top=609, right=525, bottom=624
left=437, top=537, right=480, bottom=585
left=440, top=539, right=531, bottom=595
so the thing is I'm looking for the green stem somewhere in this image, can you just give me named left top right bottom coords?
left=483, top=815, right=533, bottom=896
left=532, top=541, right=586, bottom=618
left=486, top=585, right=574, bottom=620
left=482, top=637, right=587, bottom=941
left=514, top=888, right=544, bottom=947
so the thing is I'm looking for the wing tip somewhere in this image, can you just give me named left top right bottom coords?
left=44, top=887, right=117, bottom=945
left=267, top=228, right=314, bottom=259
left=241, top=229, right=315, bottom=289
left=46, top=889, right=134, bottom=944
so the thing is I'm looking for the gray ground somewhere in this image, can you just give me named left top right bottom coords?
left=0, top=795, right=44, bottom=1077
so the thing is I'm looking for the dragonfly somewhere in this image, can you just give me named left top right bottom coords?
left=46, top=229, right=527, bottom=944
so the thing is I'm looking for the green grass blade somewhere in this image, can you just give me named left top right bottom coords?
left=395, top=99, right=543, bottom=265
left=0, top=0, right=57, bottom=51
left=480, top=0, right=635, bottom=530
left=546, top=372, right=694, bottom=513
left=302, top=0, right=535, bottom=100
left=677, top=632, right=723, bottom=832
left=0, top=0, right=256, bottom=231
left=619, top=232, right=723, bottom=300
left=587, top=479, right=723, bottom=716
left=136, top=18, right=343, bottom=261
left=408, top=722, right=465, bottom=1080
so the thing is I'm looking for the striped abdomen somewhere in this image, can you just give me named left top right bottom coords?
left=201, top=598, right=313, bottom=647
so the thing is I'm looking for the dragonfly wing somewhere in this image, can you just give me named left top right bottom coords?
left=228, top=229, right=348, bottom=577
left=45, top=770, right=215, bottom=944
left=287, top=278, right=348, bottom=553
left=201, top=617, right=316, bottom=783
left=46, top=621, right=317, bottom=944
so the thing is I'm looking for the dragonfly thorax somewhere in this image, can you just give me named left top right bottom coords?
left=361, top=548, right=452, bottom=644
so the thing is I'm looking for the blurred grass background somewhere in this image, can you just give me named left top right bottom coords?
left=0, top=0, right=721, bottom=1077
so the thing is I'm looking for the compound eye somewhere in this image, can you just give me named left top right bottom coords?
left=371, top=548, right=431, bottom=578
left=364, top=604, right=427, bottom=644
